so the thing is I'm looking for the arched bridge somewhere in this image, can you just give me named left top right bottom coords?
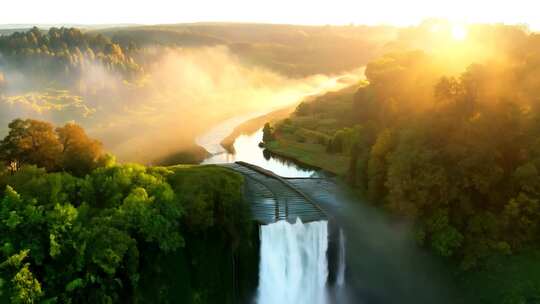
left=222, top=161, right=328, bottom=224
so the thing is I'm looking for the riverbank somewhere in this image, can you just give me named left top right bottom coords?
left=264, top=135, right=349, bottom=175
left=220, top=106, right=297, bottom=153
left=261, top=85, right=361, bottom=176
left=152, top=144, right=210, bottom=165
left=213, top=104, right=338, bottom=174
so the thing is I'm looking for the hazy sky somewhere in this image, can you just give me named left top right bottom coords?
left=1, top=0, right=539, bottom=30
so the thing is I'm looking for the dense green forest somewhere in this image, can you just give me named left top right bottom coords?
left=264, top=23, right=540, bottom=300
left=0, top=119, right=255, bottom=303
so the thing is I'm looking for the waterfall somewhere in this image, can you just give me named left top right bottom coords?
left=257, top=219, right=329, bottom=304
left=336, top=229, right=346, bottom=287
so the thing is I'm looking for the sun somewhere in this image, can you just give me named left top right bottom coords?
left=451, top=24, right=468, bottom=41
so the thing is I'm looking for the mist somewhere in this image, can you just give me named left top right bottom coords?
left=0, top=46, right=364, bottom=163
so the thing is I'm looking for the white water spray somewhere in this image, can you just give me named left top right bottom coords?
left=257, top=219, right=329, bottom=304
left=336, top=229, right=346, bottom=287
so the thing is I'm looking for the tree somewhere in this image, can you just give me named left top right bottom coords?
left=104, top=43, right=125, bottom=60
left=56, top=122, right=104, bottom=176
left=385, top=128, right=450, bottom=219
left=425, top=210, right=463, bottom=257
left=118, top=186, right=184, bottom=252
left=0, top=119, right=62, bottom=172
left=295, top=102, right=310, bottom=116
left=347, top=142, right=360, bottom=186
left=0, top=119, right=106, bottom=175
left=0, top=250, right=43, bottom=304
left=502, top=193, right=540, bottom=247
left=367, top=129, right=394, bottom=201
left=434, top=76, right=460, bottom=102
left=262, top=123, right=275, bottom=143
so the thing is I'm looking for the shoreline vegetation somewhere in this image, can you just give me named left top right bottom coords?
left=152, top=144, right=210, bottom=166
left=264, top=137, right=349, bottom=175
left=220, top=106, right=297, bottom=154
left=262, top=85, right=362, bottom=176
left=209, top=101, right=346, bottom=175
left=215, top=90, right=358, bottom=174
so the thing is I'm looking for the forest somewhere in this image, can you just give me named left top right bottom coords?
left=0, top=27, right=141, bottom=86
left=0, top=24, right=391, bottom=88
left=0, top=119, right=255, bottom=303
left=263, top=22, right=540, bottom=300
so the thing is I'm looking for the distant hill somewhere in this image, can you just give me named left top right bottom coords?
left=98, top=23, right=396, bottom=77
left=0, top=23, right=395, bottom=76
left=0, top=24, right=138, bottom=30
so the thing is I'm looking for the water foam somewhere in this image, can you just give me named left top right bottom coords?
left=336, top=228, right=346, bottom=287
left=257, top=219, right=328, bottom=304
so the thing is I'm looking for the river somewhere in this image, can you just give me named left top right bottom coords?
left=197, top=115, right=319, bottom=178
left=196, top=71, right=363, bottom=177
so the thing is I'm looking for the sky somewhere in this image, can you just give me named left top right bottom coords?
left=1, top=0, right=539, bottom=30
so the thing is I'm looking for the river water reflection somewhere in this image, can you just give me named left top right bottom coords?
left=200, top=126, right=318, bottom=178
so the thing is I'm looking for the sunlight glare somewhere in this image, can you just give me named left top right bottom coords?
left=452, top=24, right=468, bottom=41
